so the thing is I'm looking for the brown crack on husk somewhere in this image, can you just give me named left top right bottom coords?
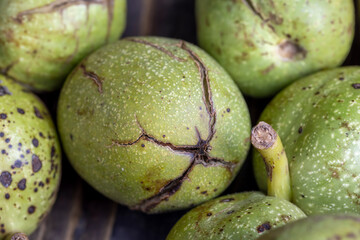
left=80, top=64, right=103, bottom=93
left=242, top=0, right=266, bottom=22
left=125, top=38, right=187, bottom=62
left=14, top=0, right=104, bottom=23
left=112, top=41, right=237, bottom=213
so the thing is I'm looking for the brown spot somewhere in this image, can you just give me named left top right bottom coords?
left=34, top=107, right=43, bottom=119
left=268, top=12, right=283, bottom=25
left=18, top=178, right=26, bottom=190
left=227, top=210, right=235, bottom=214
left=261, top=64, right=275, bottom=75
left=28, top=205, right=36, bottom=214
left=329, top=167, right=340, bottom=179
left=0, top=171, right=12, bottom=188
left=352, top=83, right=360, bottom=89
left=341, top=122, right=351, bottom=131
left=32, top=154, right=42, bottom=173
left=207, top=212, right=212, bottom=216
left=280, top=215, right=291, bottom=222
left=257, top=222, right=272, bottom=233
left=278, top=40, right=307, bottom=60
left=220, top=198, right=235, bottom=203
left=201, top=191, right=208, bottom=195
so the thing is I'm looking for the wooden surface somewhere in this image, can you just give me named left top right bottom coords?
left=30, top=0, right=360, bottom=239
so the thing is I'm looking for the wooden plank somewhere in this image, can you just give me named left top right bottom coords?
left=111, top=207, right=184, bottom=240
left=72, top=184, right=118, bottom=240
left=29, top=164, right=83, bottom=240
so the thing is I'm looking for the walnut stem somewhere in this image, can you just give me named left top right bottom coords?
left=5, top=233, right=29, bottom=240
left=251, top=121, right=292, bottom=201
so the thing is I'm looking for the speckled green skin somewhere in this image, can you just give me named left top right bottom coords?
left=167, top=192, right=306, bottom=240
left=0, top=75, right=61, bottom=238
left=253, top=67, right=360, bottom=215
left=258, top=214, right=360, bottom=240
left=196, top=0, right=354, bottom=98
left=0, top=0, right=126, bottom=92
left=57, top=37, right=251, bottom=213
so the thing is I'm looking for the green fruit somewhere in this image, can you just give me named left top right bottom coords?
left=0, top=75, right=61, bottom=238
left=167, top=192, right=306, bottom=240
left=196, top=0, right=354, bottom=97
left=57, top=36, right=251, bottom=213
left=253, top=67, right=360, bottom=215
left=258, top=214, right=360, bottom=240
left=0, top=0, right=126, bottom=92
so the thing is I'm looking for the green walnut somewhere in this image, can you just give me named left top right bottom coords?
left=253, top=67, right=360, bottom=215
left=0, top=75, right=61, bottom=239
left=167, top=192, right=306, bottom=240
left=57, top=37, right=251, bottom=213
left=196, top=0, right=354, bottom=97
left=258, top=214, right=360, bottom=240
left=0, top=0, right=126, bottom=92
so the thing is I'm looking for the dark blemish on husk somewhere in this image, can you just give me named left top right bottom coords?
left=207, top=212, right=212, bottom=216
left=32, top=154, right=42, bottom=173
left=4, top=193, right=10, bottom=199
left=0, top=114, right=7, bottom=119
left=0, top=86, right=11, bottom=96
left=17, top=108, right=25, bottom=114
left=80, top=64, right=103, bottom=93
left=0, top=171, right=12, bottom=188
left=18, top=178, right=26, bottom=190
left=298, top=126, right=303, bottom=134
left=14, top=160, right=22, bottom=168
left=34, top=107, right=43, bottom=119
left=220, top=198, right=235, bottom=203
left=51, top=146, right=56, bottom=157
left=352, top=83, right=360, bottom=89
left=257, top=222, right=272, bottom=233
left=27, top=205, right=36, bottom=214
left=227, top=210, right=235, bottom=214
left=32, top=138, right=39, bottom=147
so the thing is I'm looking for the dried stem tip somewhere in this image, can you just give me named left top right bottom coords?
left=251, top=121, right=277, bottom=150
left=5, top=233, right=29, bottom=240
